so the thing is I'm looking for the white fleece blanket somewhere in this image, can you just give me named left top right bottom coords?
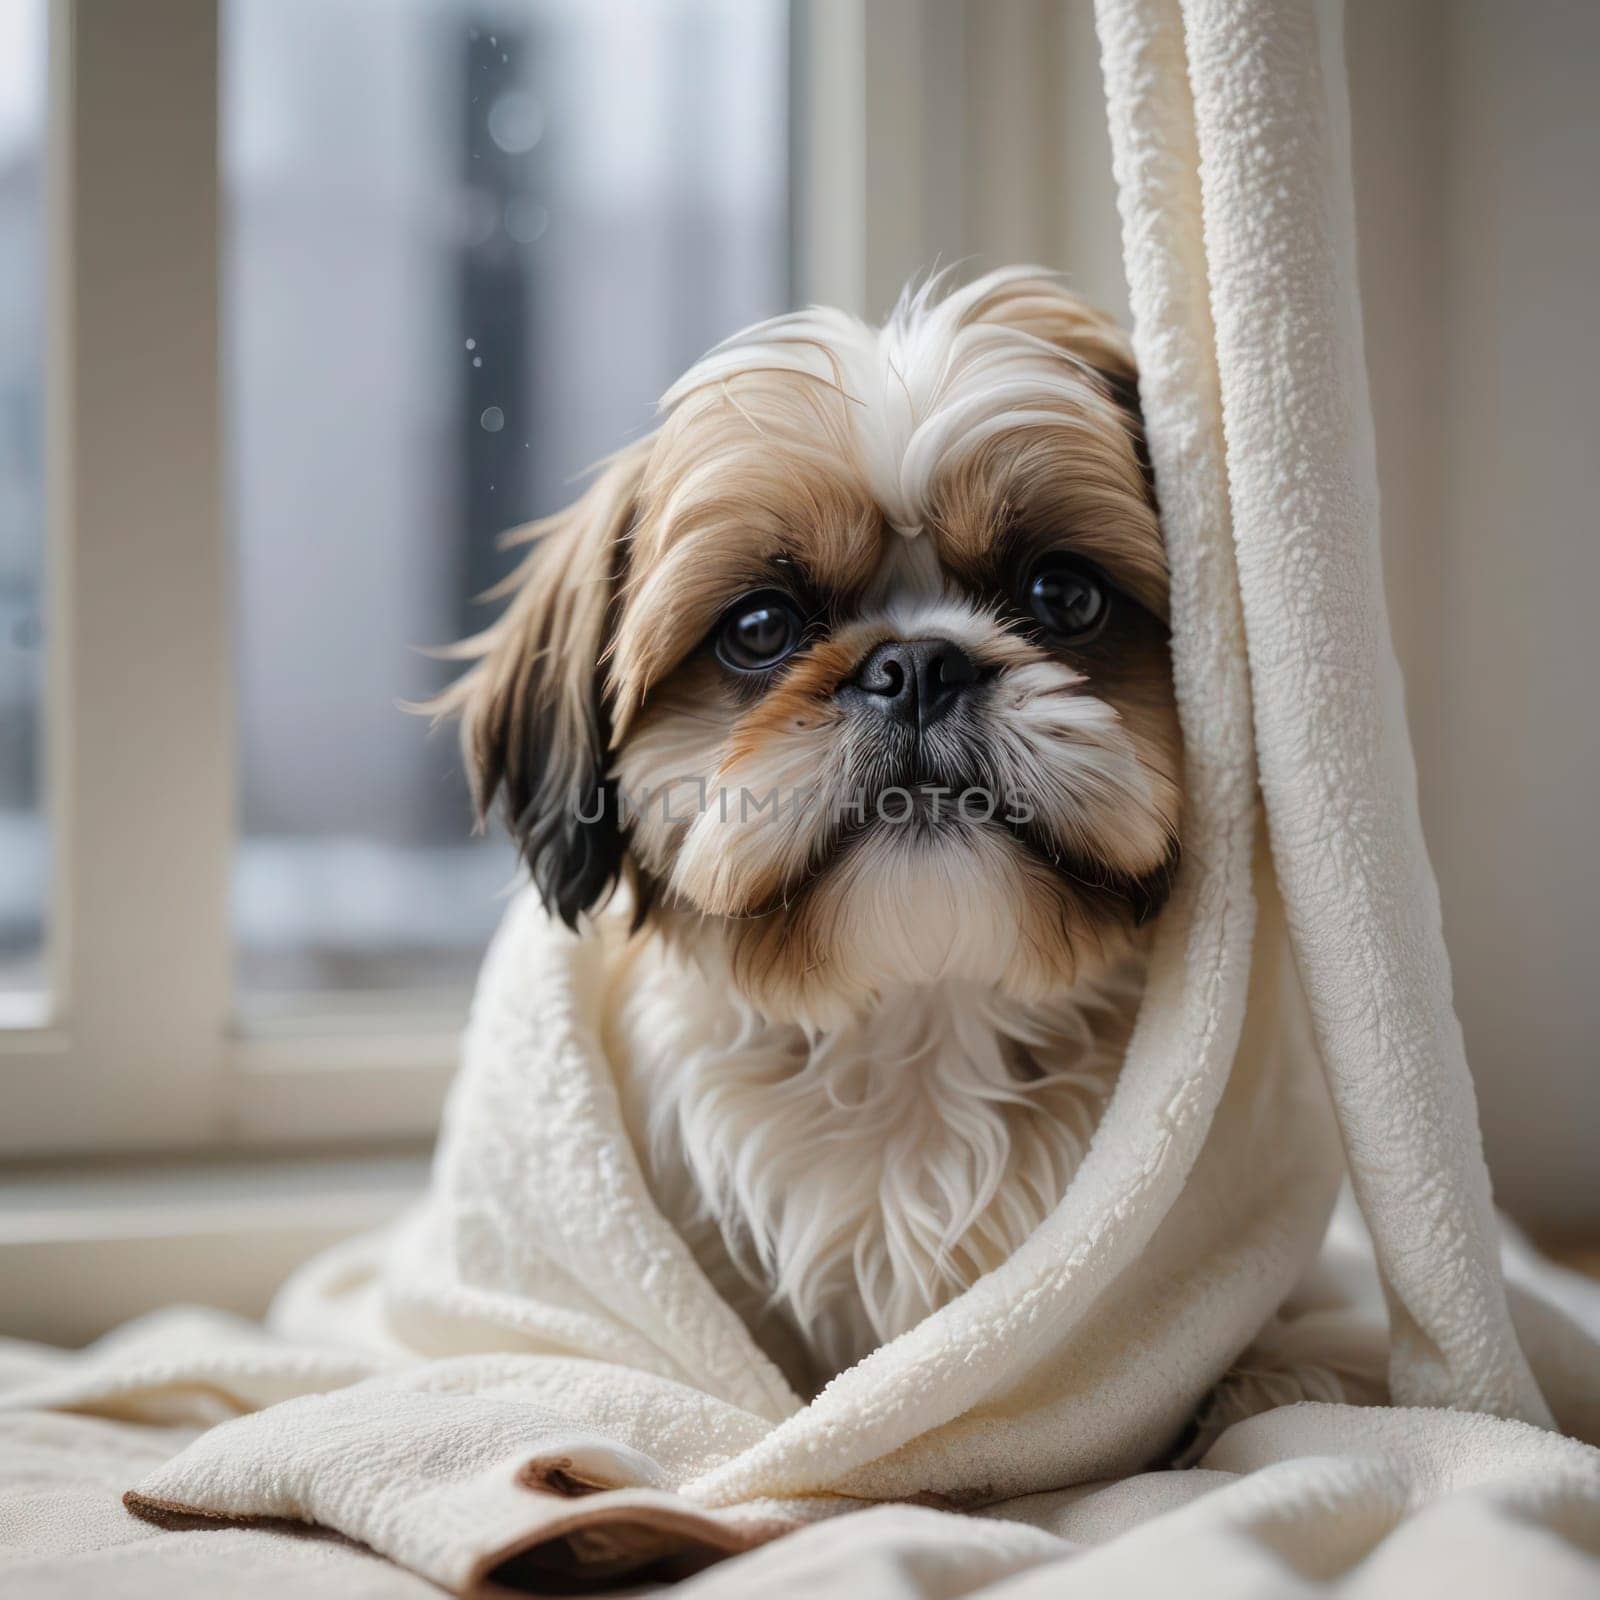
left=4, top=0, right=1600, bottom=1594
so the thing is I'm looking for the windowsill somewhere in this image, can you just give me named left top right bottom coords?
left=7, top=1148, right=1598, bottom=1360
left=0, top=1146, right=429, bottom=1348
left=0, top=991, right=52, bottom=1032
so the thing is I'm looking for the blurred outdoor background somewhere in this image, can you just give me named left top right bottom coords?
left=2, top=0, right=792, bottom=1008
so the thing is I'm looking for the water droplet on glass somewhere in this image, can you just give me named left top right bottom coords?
left=480, top=406, right=506, bottom=433
left=504, top=199, right=549, bottom=245
left=472, top=356, right=482, bottom=369
left=487, top=90, right=543, bottom=155
left=465, top=337, right=476, bottom=351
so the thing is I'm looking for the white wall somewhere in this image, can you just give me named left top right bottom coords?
left=1350, top=0, right=1600, bottom=1229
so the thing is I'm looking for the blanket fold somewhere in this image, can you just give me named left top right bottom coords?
left=5, top=0, right=1599, bottom=1593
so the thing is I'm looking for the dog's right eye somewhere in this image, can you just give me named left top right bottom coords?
left=715, top=592, right=805, bottom=673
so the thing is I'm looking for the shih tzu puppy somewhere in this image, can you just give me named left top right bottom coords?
left=438, top=268, right=1182, bottom=1392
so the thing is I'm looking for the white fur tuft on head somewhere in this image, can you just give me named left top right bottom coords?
left=662, top=266, right=1127, bottom=539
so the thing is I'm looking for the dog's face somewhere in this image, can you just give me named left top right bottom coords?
left=443, top=271, right=1181, bottom=1028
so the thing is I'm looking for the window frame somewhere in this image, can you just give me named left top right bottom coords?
left=4, top=0, right=1087, bottom=1159
left=1, top=0, right=466, bottom=1156
left=4, top=0, right=233, bottom=1156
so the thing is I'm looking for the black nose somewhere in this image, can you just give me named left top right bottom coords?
left=842, top=639, right=980, bottom=729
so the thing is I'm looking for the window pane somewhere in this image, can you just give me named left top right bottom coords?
left=225, top=0, right=792, bottom=1005
left=0, top=0, right=46, bottom=1013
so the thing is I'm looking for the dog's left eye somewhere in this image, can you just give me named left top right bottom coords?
left=1023, top=554, right=1110, bottom=643
left=715, top=592, right=805, bottom=672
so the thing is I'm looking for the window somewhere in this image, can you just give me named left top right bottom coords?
left=0, top=0, right=45, bottom=1020
left=226, top=0, right=791, bottom=1008
left=3, top=0, right=1110, bottom=1159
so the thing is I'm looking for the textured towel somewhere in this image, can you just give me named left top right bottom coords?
left=4, top=0, right=1599, bottom=1593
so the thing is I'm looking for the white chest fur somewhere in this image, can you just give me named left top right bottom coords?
left=603, top=929, right=1137, bottom=1388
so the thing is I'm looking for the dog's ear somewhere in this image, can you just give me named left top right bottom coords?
left=433, top=440, right=649, bottom=928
